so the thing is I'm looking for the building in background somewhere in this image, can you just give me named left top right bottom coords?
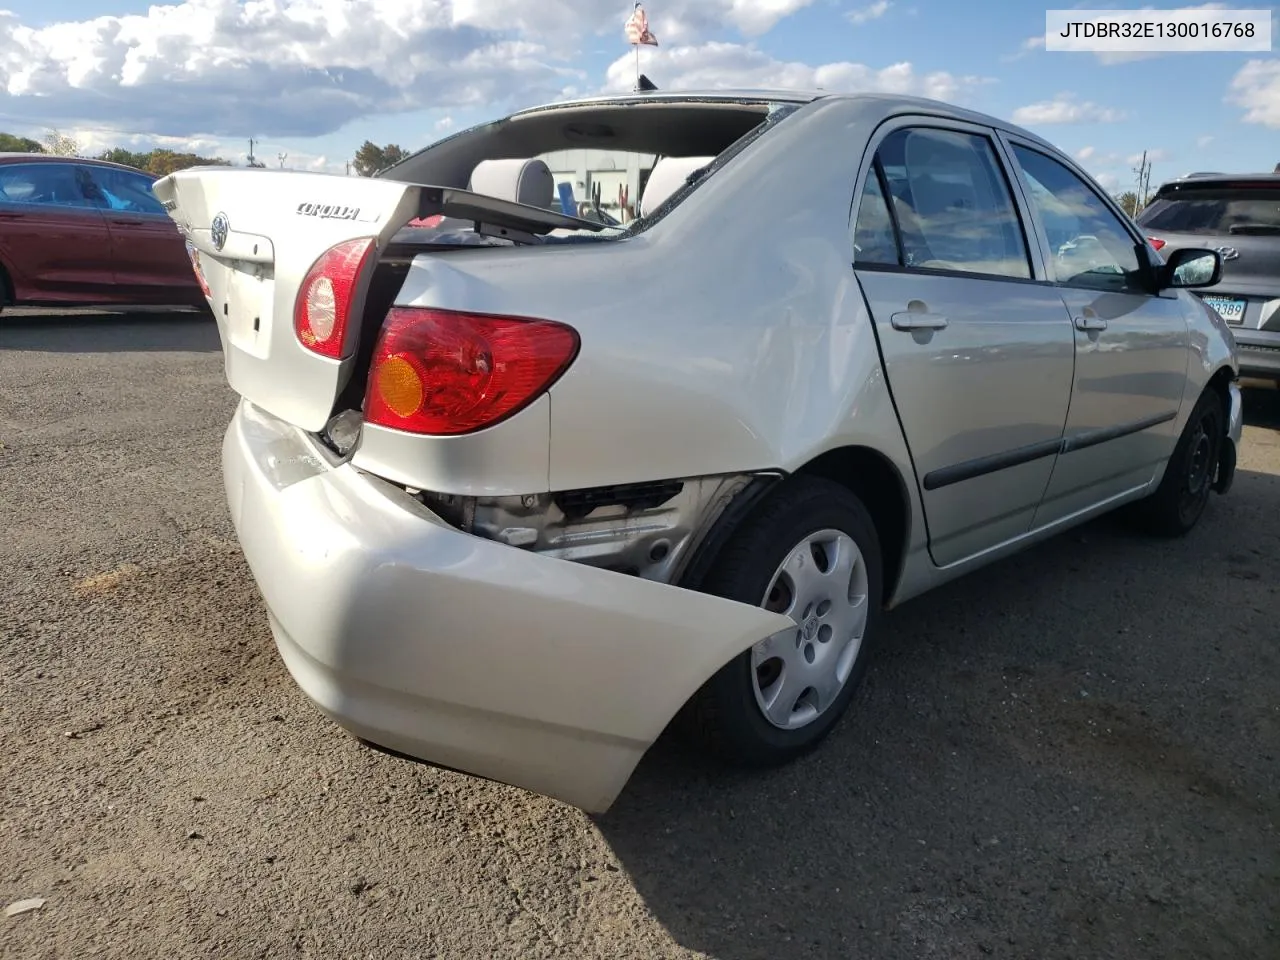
left=540, top=148, right=657, bottom=221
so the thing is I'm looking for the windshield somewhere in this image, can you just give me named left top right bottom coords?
left=1138, top=186, right=1280, bottom=235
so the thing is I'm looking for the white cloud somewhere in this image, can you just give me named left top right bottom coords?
left=434, top=116, right=456, bottom=131
left=1012, top=94, right=1126, bottom=125
left=1003, top=34, right=1044, bottom=61
left=0, top=0, right=819, bottom=140
left=1094, top=172, right=1120, bottom=191
left=1196, top=134, right=1214, bottom=148
left=606, top=41, right=991, bottom=102
left=1228, top=59, right=1280, bottom=128
left=847, top=1, right=890, bottom=26
left=1076, top=145, right=1095, bottom=161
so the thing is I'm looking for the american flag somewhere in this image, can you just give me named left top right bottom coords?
left=624, top=3, right=658, bottom=46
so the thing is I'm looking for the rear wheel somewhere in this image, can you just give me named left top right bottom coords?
left=1130, top=389, right=1224, bottom=536
left=685, top=477, right=883, bottom=766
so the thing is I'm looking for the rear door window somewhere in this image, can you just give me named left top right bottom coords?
left=873, top=128, right=1032, bottom=279
left=852, top=165, right=900, bottom=266
left=81, top=167, right=167, bottom=215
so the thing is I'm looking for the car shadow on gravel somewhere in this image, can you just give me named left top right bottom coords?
left=0, top=309, right=219, bottom=354
left=596, top=467, right=1280, bottom=960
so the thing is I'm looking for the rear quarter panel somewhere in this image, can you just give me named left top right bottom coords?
left=391, top=98, right=920, bottom=497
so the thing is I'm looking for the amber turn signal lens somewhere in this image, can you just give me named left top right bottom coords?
left=375, top=354, right=425, bottom=418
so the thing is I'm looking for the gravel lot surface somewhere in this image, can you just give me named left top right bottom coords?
left=2, top=310, right=1278, bottom=960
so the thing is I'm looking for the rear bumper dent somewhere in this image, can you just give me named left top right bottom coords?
left=223, top=400, right=791, bottom=811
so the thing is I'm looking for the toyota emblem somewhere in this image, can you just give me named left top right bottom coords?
left=1215, top=245, right=1239, bottom=261
left=210, top=212, right=230, bottom=252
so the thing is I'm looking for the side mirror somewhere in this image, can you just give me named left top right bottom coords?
left=1161, top=247, right=1222, bottom=289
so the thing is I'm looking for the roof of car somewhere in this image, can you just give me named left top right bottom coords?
left=1155, top=171, right=1280, bottom=191
left=511, top=89, right=1059, bottom=153
left=0, top=152, right=151, bottom=175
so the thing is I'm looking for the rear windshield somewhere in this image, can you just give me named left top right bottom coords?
left=1138, top=185, right=1280, bottom=235
left=381, top=99, right=800, bottom=247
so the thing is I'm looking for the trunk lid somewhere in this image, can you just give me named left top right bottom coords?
left=153, top=168, right=603, bottom=431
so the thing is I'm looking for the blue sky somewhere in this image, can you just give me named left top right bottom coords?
left=0, top=0, right=1276, bottom=191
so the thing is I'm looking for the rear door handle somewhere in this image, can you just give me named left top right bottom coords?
left=1074, top=315, right=1108, bottom=332
left=891, top=311, right=949, bottom=331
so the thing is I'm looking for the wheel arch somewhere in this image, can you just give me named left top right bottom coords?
left=1205, top=363, right=1239, bottom=494
left=793, top=445, right=911, bottom=608
left=1205, top=363, right=1233, bottom=417
left=677, top=445, right=913, bottom=610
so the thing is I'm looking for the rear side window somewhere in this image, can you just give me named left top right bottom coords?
left=0, top=163, right=97, bottom=209
left=853, top=166, right=900, bottom=266
left=1138, top=187, right=1280, bottom=235
left=872, top=128, right=1031, bottom=279
left=82, top=166, right=166, bottom=216
left=1011, top=145, right=1142, bottom=293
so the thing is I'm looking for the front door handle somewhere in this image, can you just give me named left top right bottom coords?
left=891, top=311, right=949, bottom=331
left=1074, top=314, right=1108, bottom=332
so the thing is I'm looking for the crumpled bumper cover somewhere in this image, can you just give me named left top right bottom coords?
left=222, top=401, right=792, bottom=812
left=1214, top=379, right=1244, bottom=495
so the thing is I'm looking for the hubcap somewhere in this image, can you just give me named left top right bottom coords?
left=751, top=529, right=870, bottom=730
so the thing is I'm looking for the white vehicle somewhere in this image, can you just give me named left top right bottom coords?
left=156, top=90, right=1241, bottom=812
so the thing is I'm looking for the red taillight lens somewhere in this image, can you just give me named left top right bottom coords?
left=364, top=307, right=579, bottom=436
left=1147, top=236, right=1166, bottom=251
left=185, top=242, right=211, bottom=298
left=294, top=238, right=376, bottom=359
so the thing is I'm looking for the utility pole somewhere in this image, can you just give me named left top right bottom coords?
left=248, top=138, right=256, bottom=166
left=1132, top=150, right=1152, bottom=210
left=277, top=152, right=288, bottom=169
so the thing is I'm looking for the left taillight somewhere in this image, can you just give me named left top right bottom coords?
left=185, top=242, right=211, bottom=298
left=364, top=306, right=579, bottom=436
left=294, top=238, right=376, bottom=359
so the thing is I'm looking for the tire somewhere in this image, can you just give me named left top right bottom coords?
left=1130, top=389, right=1225, bottom=537
left=0, top=264, right=11, bottom=314
left=684, top=476, right=883, bottom=767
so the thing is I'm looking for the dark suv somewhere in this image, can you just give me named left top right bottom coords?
left=1137, top=172, right=1280, bottom=383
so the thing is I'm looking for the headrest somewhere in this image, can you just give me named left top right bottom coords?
left=468, top=158, right=554, bottom=209
left=639, top=155, right=716, bottom=217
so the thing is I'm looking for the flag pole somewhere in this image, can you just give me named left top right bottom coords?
left=634, top=43, right=640, bottom=89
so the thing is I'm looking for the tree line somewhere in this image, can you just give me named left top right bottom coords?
left=1, top=129, right=230, bottom=176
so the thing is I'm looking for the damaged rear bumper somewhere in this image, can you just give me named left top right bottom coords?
left=223, top=400, right=792, bottom=811
left=1214, top=380, right=1243, bottom=495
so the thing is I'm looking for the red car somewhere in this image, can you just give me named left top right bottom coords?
left=0, top=154, right=205, bottom=311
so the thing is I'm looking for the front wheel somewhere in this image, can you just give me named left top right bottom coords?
left=685, top=477, right=883, bottom=766
left=1130, top=389, right=1224, bottom=537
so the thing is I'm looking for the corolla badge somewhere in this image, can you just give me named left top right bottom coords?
left=210, top=212, right=230, bottom=252
left=1215, top=246, right=1239, bottom=261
